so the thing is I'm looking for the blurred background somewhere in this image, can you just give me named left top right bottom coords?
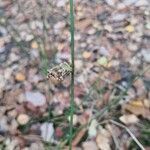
left=0, top=0, right=150, bottom=149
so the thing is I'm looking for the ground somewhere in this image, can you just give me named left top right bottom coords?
left=0, top=0, right=150, bottom=149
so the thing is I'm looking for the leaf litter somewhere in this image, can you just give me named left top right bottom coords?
left=0, top=0, right=149, bottom=149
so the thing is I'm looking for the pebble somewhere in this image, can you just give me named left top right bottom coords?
left=99, top=47, right=110, bottom=56
left=7, top=109, right=17, bottom=118
left=30, top=143, right=45, bottom=150
left=112, top=13, right=127, bottom=22
left=57, top=0, right=66, bottom=7
left=17, top=114, right=30, bottom=125
left=105, top=0, right=115, bottom=6
left=40, top=122, right=54, bottom=142
left=0, top=135, right=5, bottom=142
left=15, top=72, right=26, bottom=81
left=0, top=116, right=9, bottom=132
left=125, top=25, right=135, bottom=32
left=0, top=106, right=6, bottom=117
left=25, top=91, right=46, bottom=107
left=31, top=41, right=38, bottom=49
left=123, top=0, right=138, bottom=6
left=9, top=53, right=19, bottom=63
left=75, top=60, right=83, bottom=71
left=9, top=119, right=18, bottom=133
left=135, top=0, right=148, bottom=6
left=0, top=74, right=6, bottom=91
left=87, top=28, right=96, bottom=35
left=97, top=57, right=108, bottom=67
left=141, top=49, right=150, bottom=63
left=82, top=51, right=92, bottom=59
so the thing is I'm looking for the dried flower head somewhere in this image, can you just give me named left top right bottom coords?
left=47, top=62, right=72, bottom=83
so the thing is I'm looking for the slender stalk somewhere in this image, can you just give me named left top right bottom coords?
left=110, top=120, right=145, bottom=150
left=69, top=0, right=75, bottom=149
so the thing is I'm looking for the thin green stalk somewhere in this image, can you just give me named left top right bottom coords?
left=69, top=0, right=75, bottom=149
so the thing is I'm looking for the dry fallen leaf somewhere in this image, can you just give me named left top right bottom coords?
left=82, top=141, right=98, bottom=150
left=129, top=99, right=150, bottom=108
left=119, top=114, right=139, bottom=125
left=72, top=128, right=87, bottom=147
left=96, top=127, right=111, bottom=150
left=76, top=18, right=92, bottom=31
left=123, top=100, right=150, bottom=119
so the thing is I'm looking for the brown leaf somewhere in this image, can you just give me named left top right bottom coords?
left=82, top=141, right=98, bottom=150
left=124, top=103, right=150, bottom=119
left=72, top=128, right=87, bottom=147
left=96, top=127, right=111, bottom=150
left=119, top=114, right=139, bottom=125
left=76, top=18, right=92, bottom=31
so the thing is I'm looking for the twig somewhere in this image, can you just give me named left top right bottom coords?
left=69, top=0, right=75, bottom=149
left=107, top=124, right=120, bottom=150
left=110, top=120, right=145, bottom=150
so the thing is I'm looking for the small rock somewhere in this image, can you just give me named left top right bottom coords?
left=7, top=109, right=17, bottom=118
left=146, top=23, right=150, bottom=30
left=55, top=127, right=64, bottom=138
left=0, top=106, right=6, bottom=117
left=99, top=47, right=110, bottom=56
left=30, top=143, right=45, bottom=150
left=105, top=0, right=115, bottom=6
left=97, top=57, right=108, bottom=67
left=40, top=122, right=54, bottom=142
left=88, top=28, right=96, bottom=35
left=104, top=25, right=113, bottom=32
left=0, top=135, right=5, bottom=142
left=25, top=91, right=46, bottom=107
left=17, top=114, right=30, bottom=125
left=135, top=0, right=148, bottom=6
left=141, top=49, right=150, bottom=63
left=9, top=119, right=18, bottom=133
left=123, top=0, right=138, bottom=6
left=0, top=74, right=6, bottom=90
left=82, top=51, right=92, bottom=59
left=0, top=47, right=5, bottom=53
left=0, top=116, right=9, bottom=132
left=15, top=72, right=26, bottom=81
left=5, top=139, right=19, bottom=150
left=4, top=68, right=13, bottom=80
left=9, top=52, right=19, bottom=63
left=75, top=60, right=83, bottom=71
left=31, top=41, right=38, bottom=49
left=88, top=119, right=98, bottom=138
left=25, top=34, right=34, bottom=41
left=0, top=38, right=5, bottom=47
left=125, top=25, right=134, bottom=32
left=57, top=0, right=66, bottom=7
left=112, top=13, right=127, bottom=21
left=54, top=21, right=66, bottom=30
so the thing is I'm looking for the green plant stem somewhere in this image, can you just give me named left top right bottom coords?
left=69, top=0, right=75, bottom=149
